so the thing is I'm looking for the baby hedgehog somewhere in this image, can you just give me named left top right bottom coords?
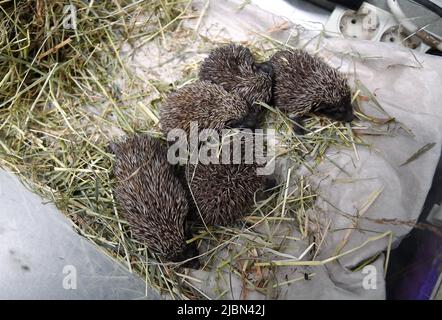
left=270, top=50, right=354, bottom=128
left=185, top=162, right=264, bottom=226
left=160, top=81, right=256, bottom=135
left=110, top=134, right=199, bottom=268
left=199, top=44, right=273, bottom=113
left=185, top=136, right=272, bottom=226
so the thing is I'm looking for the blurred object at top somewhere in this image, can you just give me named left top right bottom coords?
left=252, top=1, right=442, bottom=53
left=320, top=0, right=442, bottom=53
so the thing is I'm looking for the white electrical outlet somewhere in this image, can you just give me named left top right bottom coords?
left=339, top=5, right=380, bottom=40
left=325, top=2, right=430, bottom=52
left=380, top=25, right=423, bottom=49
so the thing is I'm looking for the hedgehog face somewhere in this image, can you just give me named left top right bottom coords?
left=270, top=49, right=354, bottom=123
left=166, top=241, right=200, bottom=269
left=164, top=241, right=200, bottom=269
left=315, top=94, right=354, bottom=123
left=313, top=66, right=354, bottom=122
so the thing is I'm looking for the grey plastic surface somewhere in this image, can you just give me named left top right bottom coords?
left=0, top=170, right=159, bottom=300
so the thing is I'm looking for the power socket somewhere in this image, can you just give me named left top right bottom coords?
left=339, top=4, right=381, bottom=40
left=380, top=25, right=423, bottom=50
left=325, top=2, right=430, bottom=52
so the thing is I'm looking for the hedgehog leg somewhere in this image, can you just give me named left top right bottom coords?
left=184, top=219, right=195, bottom=238
left=264, top=176, right=277, bottom=190
left=169, top=220, right=200, bottom=269
left=254, top=108, right=267, bottom=126
left=256, top=176, right=277, bottom=201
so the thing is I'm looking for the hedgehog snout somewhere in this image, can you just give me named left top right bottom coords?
left=316, top=100, right=354, bottom=123
left=179, top=242, right=200, bottom=269
left=332, top=109, right=354, bottom=123
left=344, top=112, right=354, bottom=122
left=343, top=104, right=354, bottom=122
left=335, top=100, right=354, bottom=123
